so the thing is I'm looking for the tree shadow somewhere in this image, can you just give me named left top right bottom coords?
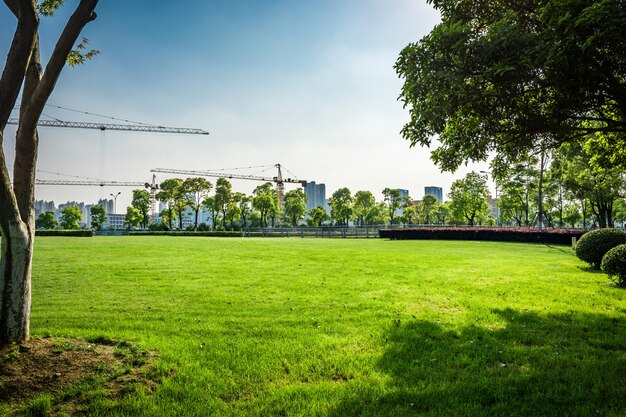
left=330, top=309, right=626, bottom=417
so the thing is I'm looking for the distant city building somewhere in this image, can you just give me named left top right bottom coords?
left=424, top=186, right=443, bottom=203
left=104, top=213, right=125, bottom=230
left=304, top=182, right=327, bottom=212
left=34, top=200, right=56, bottom=218
left=393, top=189, right=410, bottom=217
left=98, top=198, right=114, bottom=214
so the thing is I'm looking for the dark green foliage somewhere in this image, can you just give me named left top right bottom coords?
left=380, top=227, right=583, bottom=244
left=35, top=230, right=93, bottom=237
left=575, top=229, right=626, bottom=269
left=601, top=244, right=626, bottom=287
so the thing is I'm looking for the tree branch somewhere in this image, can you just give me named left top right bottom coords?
left=0, top=0, right=38, bottom=131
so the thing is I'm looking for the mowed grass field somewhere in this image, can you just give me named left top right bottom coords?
left=22, top=237, right=626, bottom=416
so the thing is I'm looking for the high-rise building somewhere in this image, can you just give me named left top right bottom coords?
left=425, top=186, right=443, bottom=203
left=304, top=182, right=326, bottom=212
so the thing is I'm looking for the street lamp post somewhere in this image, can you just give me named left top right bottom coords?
left=110, top=192, right=121, bottom=230
left=480, top=171, right=499, bottom=226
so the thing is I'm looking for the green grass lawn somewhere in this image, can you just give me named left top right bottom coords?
left=19, top=237, right=626, bottom=416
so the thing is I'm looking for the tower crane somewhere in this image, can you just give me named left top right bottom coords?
left=151, top=163, right=307, bottom=206
left=15, top=103, right=210, bottom=221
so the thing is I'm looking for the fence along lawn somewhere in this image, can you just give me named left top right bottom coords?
left=27, top=237, right=626, bottom=416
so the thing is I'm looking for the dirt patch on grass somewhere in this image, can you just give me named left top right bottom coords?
left=0, top=337, right=160, bottom=415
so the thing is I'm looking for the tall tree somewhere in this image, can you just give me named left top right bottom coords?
left=353, top=191, right=375, bottom=226
left=418, top=195, right=439, bottom=225
left=252, top=182, right=276, bottom=228
left=0, top=0, right=99, bottom=344
left=156, top=178, right=183, bottom=230
left=183, top=177, right=212, bottom=230
left=238, top=194, right=252, bottom=230
left=59, top=206, right=82, bottom=230
left=131, top=189, right=151, bottom=230
left=307, top=205, right=329, bottom=227
left=124, top=206, right=142, bottom=229
left=382, top=188, right=402, bottom=225
left=283, top=188, right=308, bottom=226
left=329, top=188, right=353, bottom=226
left=202, top=196, right=218, bottom=230
left=395, top=0, right=626, bottom=172
left=90, top=204, right=107, bottom=230
left=214, top=178, right=232, bottom=230
left=448, top=172, right=490, bottom=226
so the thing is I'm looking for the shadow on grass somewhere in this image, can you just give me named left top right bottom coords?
left=330, top=309, right=625, bottom=417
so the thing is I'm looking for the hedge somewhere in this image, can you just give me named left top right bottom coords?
left=575, top=228, right=626, bottom=269
left=36, top=230, right=93, bottom=237
left=129, top=231, right=266, bottom=237
left=378, top=227, right=584, bottom=244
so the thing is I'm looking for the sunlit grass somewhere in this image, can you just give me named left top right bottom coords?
left=24, top=237, right=626, bottom=416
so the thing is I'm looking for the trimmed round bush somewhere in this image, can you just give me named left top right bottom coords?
left=575, top=228, right=626, bottom=269
left=601, top=244, right=626, bottom=287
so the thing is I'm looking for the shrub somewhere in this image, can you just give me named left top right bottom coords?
left=35, top=230, right=93, bottom=237
left=575, top=228, right=626, bottom=269
left=601, top=244, right=626, bottom=287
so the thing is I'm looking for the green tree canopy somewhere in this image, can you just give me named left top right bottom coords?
left=353, top=191, right=375, bottom=226
left=448, top=172, right=490, bottom=226
left=283, top=188, right=308, bottom=226
left=183, top=177, right=213, bottom=230
left=59, top=206, right=82, bottom=230
left=35, top=211, right=57, bottom=230
left=329, top=188, right=353, bottom=226
left=131, top=189, right=151, bottom=230
left=90, top=204, right=107, bottom=230
left=395, top=0, right=626, bottom=171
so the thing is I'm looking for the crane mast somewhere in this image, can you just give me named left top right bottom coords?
left=151, top=163, right=306, bottom=206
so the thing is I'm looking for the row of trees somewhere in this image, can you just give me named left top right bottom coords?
left=35, top=205, right=107, bottom=230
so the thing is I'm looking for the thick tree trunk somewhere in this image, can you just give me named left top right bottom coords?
left=0, top=220, right=33, bottom=343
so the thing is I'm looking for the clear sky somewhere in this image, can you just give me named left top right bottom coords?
left=1, top=0, right=491, bottom=212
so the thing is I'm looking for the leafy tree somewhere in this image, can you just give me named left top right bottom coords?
left=395, top=0, right=626, bottom=172
left=448, top=172, right=490, bottom=226
left=495, top=158, right=540, bottom=227
left=238, top=194, right=252, bottom=229
left=253, top=182, right=277, bottom=227
left=131, top=189, right=151, bottom=230
left=124, top=206, right=142, bottom=229
left=434, top=202, right=451, bottom=225
left=283, top=188, right=308, bottom=226
left=0, top=0, right=99, bottom=344
left=226, top=192, right=243, bottom=230
left=174, top=194, right=192, bottom=231
left=563, top=203, right=582, bottom=229
left=183, top=177, right=212, bottom=230
left=329, top=188, right=353, bottom=226
left=382, top=188, right=402, bottom=225
left=90, top=204, right=107, bottom=230
left=353, top=191, right=375, bottom=226
left=614, top=199, right=626, bottom=229
left=35, top=211, right=57, bottom=230
left=59, top=206, right=82, bottom=230
left=214, top=178, right=232, bottom=230
left=156, top=178, right=183, bottom=230
left=418, top=195, right=439, bottom=225
left=555, top=139, right=626, bottom=228
left=401, top=205, right=418, bottom=225
left=365, top=202, right=388, bottom=225
left=158, top=208, right=176, bottom=230
left=202, top=196, right=218, bottom=230
left=307, top=206, right=329, bottom=227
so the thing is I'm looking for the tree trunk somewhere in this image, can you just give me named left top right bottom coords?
left=0, top=220, right=34, bottom=343
left=0, top=0, right=98, bottom=345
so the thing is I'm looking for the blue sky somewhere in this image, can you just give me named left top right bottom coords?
left=1, top=1, right=490, bottom=211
